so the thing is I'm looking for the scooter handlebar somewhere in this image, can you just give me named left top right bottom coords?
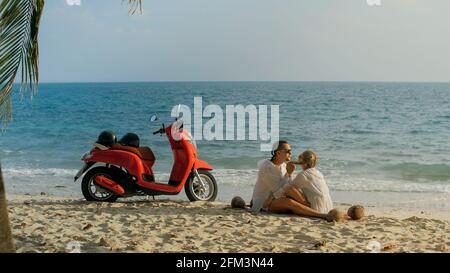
left=153, top=128, right=164, bottom=135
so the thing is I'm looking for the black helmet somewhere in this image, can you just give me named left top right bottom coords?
left=119, top=133, right=140, bottom=148
left=96, top=130, right=117, bottom=147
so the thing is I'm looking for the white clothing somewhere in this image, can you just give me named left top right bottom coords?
left=251, top=159, right=292, bottom=212
left=289, top=168, right=333, bottom=213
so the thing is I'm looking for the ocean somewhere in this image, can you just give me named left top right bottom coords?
left=1, top=82, right=449, bottom=208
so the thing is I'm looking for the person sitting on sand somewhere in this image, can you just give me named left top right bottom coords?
left=250, top=141, right=328, bottom=220
left=288, top=150, right=333, bottom=214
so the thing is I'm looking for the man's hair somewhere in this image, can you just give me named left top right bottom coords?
left=270, top=140, right=289, bottom=161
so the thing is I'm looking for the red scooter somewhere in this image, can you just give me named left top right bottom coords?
left=74, top=115, right=218, bottom=202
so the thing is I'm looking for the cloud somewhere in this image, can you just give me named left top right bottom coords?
left=366, top=0, right=381, bottom=6
left=66, top=0, right=81, bottom=6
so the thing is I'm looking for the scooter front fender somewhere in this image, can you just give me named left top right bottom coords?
left=193, top=159, right=214, bottom=171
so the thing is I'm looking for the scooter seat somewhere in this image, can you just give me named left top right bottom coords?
left=138, top=147, right=156, bottom=161
left=111, top=144, right=156, bottom=161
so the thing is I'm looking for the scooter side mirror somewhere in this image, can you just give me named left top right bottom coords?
left=150, top=114, right=158, bottom=123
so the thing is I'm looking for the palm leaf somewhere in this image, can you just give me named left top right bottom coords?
left=125, top=0, right=142, bottom=15
left=0, top=0, right=44, bottom=128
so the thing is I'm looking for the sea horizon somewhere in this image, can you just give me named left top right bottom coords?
left=14, top=80, right=450, bottom=85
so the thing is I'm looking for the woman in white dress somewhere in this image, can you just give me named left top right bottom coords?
left=288, top=150, right=333, bottom=214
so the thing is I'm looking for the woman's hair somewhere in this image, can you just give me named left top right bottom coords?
left=299, top=150, right=317, bottom=169
left=270, top=140, right=289, bottom=161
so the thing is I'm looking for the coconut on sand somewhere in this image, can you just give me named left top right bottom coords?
left=347, top=205, right=365, bottom=220
left=231, top=196, right=246, bottom=209
left=326, top=209, right=346, bottom=222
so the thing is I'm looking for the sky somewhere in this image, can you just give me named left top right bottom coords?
left=36, top=0, right=450, bottom=82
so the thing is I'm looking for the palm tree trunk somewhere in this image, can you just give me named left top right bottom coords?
left=0, top=163, right=15, bottom=253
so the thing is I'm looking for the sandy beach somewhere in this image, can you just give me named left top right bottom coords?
left=6, top=194, right=449, bottom=253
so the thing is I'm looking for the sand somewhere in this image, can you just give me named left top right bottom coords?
left=6, top=194, right=450, bottom=253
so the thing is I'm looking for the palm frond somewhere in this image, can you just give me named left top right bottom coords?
left=125, top=0, right=142, bottom=15
left=0, top=0, right=44, bottom=128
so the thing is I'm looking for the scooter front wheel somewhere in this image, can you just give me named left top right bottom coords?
left=185, top=170, right=218, bottom=202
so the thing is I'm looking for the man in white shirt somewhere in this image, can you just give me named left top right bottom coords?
left=250, top=158, right=292, bottom=212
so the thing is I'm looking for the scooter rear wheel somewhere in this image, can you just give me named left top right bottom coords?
left=185, top=170, right=218, bottom=202
left=81, top=167, right=119, bottom=202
